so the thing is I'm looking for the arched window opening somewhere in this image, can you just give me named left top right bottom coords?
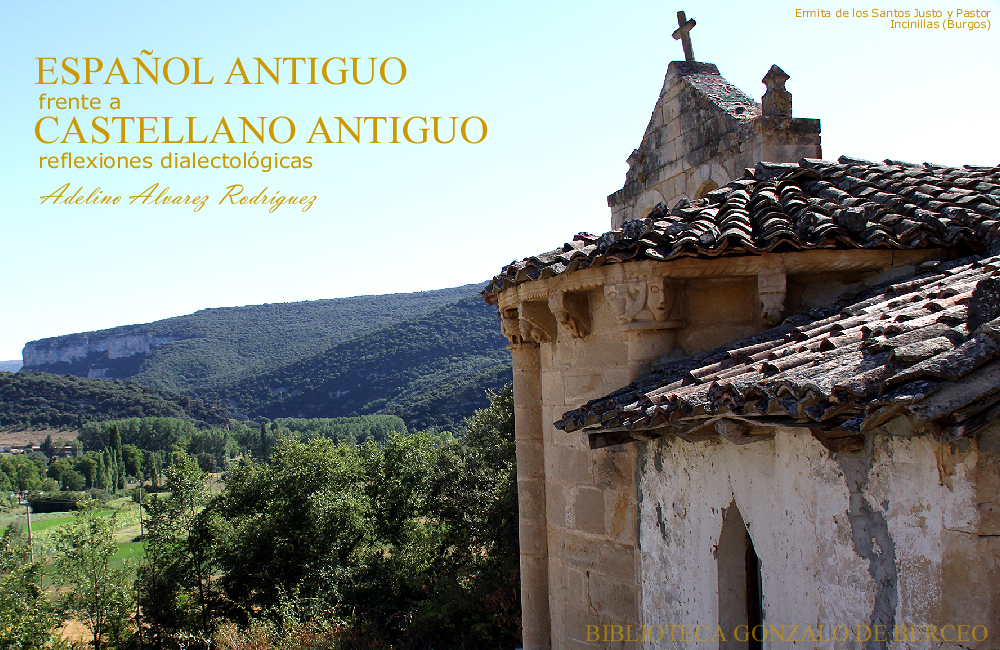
left=695, top=179, right=719, bottom=199
left=718, top=501, right=763, bottom=650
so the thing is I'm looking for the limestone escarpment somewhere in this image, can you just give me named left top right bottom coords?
left=22, top=333, right=177, bottom=381
left=23, top=333, right=176, bottom=366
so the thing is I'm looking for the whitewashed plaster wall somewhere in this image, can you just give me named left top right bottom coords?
left=637, top=423, right=1000, bottom=650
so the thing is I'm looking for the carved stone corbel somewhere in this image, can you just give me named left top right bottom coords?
left=758, top=267, right=787, bottom=326
left=548, top=292, right=590, bottom=338
left=604, top=277, right=686, bottom=331
left=518, top=301, right=557, bottom=344
left=500, top=308, right=526, bottom=346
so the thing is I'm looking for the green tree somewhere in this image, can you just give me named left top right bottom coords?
left=0, top=526, right=61, bottom=650
left=52, top=499, right=134, bottom=650
left=62, top=469, right=86, bottom=492
left=137, top=457, right=215, bottom=642
left=109, top=424, right=125, bottom=492
left=121, top=444, right=142, bottom=478
left=350, top=384, right=519, bottom=648
left=40, top=434, right=54, bottom=459
left=211, top=438, right=372, bottom=614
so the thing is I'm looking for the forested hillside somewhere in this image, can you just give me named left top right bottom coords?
left=0, top=372, right=228, bottom=430
left=13, top=285, right=511, bottom=431
left=213, top=297, right=511, bottom=431
left=22, top=284, right=484, bottom=393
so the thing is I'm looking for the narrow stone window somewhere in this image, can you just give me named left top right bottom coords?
left=718, top=501, right=763, bottom=650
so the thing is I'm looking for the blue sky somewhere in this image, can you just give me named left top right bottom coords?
left=1, top=0, right=998, bottom=360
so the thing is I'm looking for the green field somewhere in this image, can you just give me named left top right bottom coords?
left=3, top=501, right=145, bottom=573
left=112, top=540, right=146, bottom=567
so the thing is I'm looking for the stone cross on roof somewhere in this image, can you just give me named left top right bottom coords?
left=672, top=11, right=696, bottom=61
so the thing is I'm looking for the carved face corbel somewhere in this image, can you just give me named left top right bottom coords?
left=499, top=302, right=556, bottom=346
left=604, top=278, right=686, bottom=330
left=500, top=308, right=525, bottom=345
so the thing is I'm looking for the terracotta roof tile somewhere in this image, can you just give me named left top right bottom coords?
left=556, top=255, right=1000, bottom=447
left=484, top=157, right=1000, bottom=301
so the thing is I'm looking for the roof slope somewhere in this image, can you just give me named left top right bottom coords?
left=484, top=157, right=1000, bottom=301
left=557, top=255, right=1000, bottom=448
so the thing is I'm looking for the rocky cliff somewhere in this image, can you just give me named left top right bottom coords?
left=23, top=333, right=176, bottom=367
left=22, top=333, right=177, bottom=381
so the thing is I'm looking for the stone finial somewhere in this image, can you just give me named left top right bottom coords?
left=761, top=64, right=792, bottom=117
left=672, top=11, right=697, bottom=62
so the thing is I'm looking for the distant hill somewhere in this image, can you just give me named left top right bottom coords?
left=0, top=361, right=21, bottom=372
left=21, top=284, right=485, bottom=394
left=16, top=284, right=513, bottom=431
left=211, top=296, right=511, bottom=431
left=0, top=371, right=229, bottom=430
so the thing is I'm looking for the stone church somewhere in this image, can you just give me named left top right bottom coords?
left=484, top=13, right=1000, bottom=650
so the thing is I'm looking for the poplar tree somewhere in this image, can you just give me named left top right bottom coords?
left=96, top=454, right=106, bottom=491
left=109, top=424, right=125, bottom=491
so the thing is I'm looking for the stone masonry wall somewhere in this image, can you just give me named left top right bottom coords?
left=608, top=61, right=821, bottom=229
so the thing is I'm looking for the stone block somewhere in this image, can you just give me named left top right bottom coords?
left=541, top=370, right=566, bottom=406
left=578, top=337, right=628, bottom=369
left=664, top=139, right=678, bottom=164
left=687, top=279, right=754, bottom=323
left=683, top=146, right=709, bottom=171
left=551, top=338, right=580, bottom=369
left=666, top=118, right=681, bottom=143
left=518, top=479, right=547, bottom=521
left=588, top=574, right=639, bottom=620
left=516, top=438, right=545, bottom=477
left=513, top=370, right=543, bottom=408
left=574, top=487, right=607, bottom=535
left=557, top=445, right=594, bottom=485
left=561, top=605, right=604, bottom=647
left=519, top=518, right=548, bottom=556
left=660, top=158, right=683, bottom=182
left=557, top=527, right=602, bottom=570
left=546, top=483, right=567, bottom=527
left=681, top=323, right=760, bottom=355
left=593, top=448, right=630, bottom=488
left=521, top=629, right=551, bottom=650
left=566, top=566, right=586, bottom=600
left=520, top=590, right=552, bottom=634
left=608, top=490, right=636, bottom=542
left=565, top=371, right=604, bottom=404
left=628, top=329, right=678, bottom=377
left=596, top=539, right=637, bottom=581
left=515, top=407, right=543, bottom=443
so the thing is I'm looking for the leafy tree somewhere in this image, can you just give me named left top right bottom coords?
left=211, top=438, right=372, bottom=614
left=0, top=455, right=44, bottom=492
left=121, top=444, right=142, bottom=478
left=62, top=469, right=86, bottom=491
left=0, top=371, right=228, bottom=430
left=351, top=384, right=519, bottom=648
left=47, top=457, right=73, bottom=483
left=138, top=457, right=215, bottom=643
left=52, top=499, right=134, bottom=650
left=0, top=526, right=61, bottom=650
left=41, top=434, right=54, bottom=458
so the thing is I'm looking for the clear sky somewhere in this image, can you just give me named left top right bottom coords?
left=1, top=0, right=997, bottom=360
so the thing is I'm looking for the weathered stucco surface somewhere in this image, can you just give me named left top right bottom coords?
left=637, top=423, right=1000, bottom=649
